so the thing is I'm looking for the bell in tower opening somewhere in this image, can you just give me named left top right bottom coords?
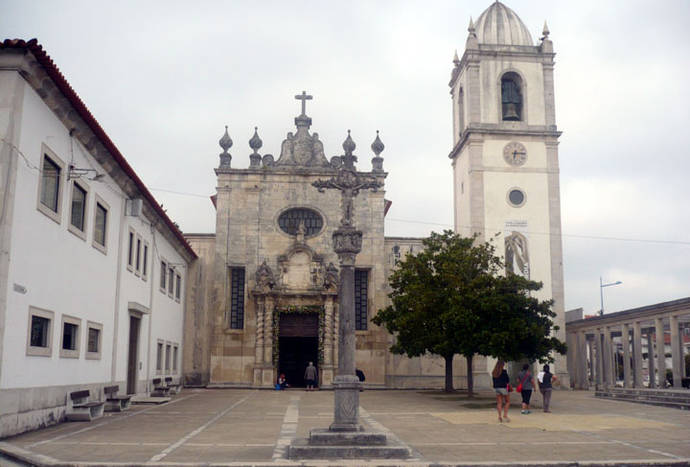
left=501, top=72, right=523, bottom=121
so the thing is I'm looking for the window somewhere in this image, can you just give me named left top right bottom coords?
left=59, top=315, right=81, bottom=358
left=278, top=208, right=323, bottom=237
left=69, top=182, right=88, bottom=238
left=507, top=188, right=526, bottom=207
left=156, top=341, right=163, bottom=372
left=501, top=72, right=523, bottom=121
left=135, top=235, right=142, bottom=275
left=93, top=195, right=109, bottom=253
left=355, top=269, right=369, bottom=330
left=142, top=243, right=149, bottom=280
left=27, top=307, right=54, bottom=357
left=37, top=148, right=64, bottom=223
left=86, top=321, right=103, bottom=360
left=175, top=273, right=182, bottom=301
left=160, top=260, right=167, bottom=291
left=173, top=345, right=178, bottom=372
left=127, top=230, right=134, bottom=270
left=229, top=267, right=245, bottom=329
left=168, top=267, right=175, bottom=295
left=165, top=343, right=171, bottom=371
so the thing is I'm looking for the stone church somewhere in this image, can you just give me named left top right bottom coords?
left=183, top=0, right=567, bottom=389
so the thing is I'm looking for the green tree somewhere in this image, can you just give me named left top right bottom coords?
left=373, top=230, right=566, bottom=394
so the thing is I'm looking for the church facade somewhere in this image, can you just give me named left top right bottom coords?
left=183, top=1, right=568, bottom=389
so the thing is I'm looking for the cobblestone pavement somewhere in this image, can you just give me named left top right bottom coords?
left=0, top=388, right=688, bottom=466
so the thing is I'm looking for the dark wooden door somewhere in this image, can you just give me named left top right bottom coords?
left=127, top=316, right=140, bottom=394
left=278, top=313, right=319, bottom=387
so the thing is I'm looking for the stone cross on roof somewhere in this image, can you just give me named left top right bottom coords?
left=295, top=90, right=312, bottom=116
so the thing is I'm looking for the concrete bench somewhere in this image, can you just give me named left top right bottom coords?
left=65, top=390, right=105, bottom=422
left=151, top=378, right=171, bottom=397
left=165, top=377, right=181, bottom=395
left=104, top=385, right=132, bottom=412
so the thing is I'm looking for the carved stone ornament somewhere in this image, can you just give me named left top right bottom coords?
left=274, top=91, right=330, bottom=168
left=323, top=262, right=339, bottom=290
left=255, top=260, right=276, bottom=292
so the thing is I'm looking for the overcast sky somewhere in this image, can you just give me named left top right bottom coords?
left=3, top=0, right=689, bottom=316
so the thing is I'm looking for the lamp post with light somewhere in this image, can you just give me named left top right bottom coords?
left=599, top=277, right=622, bottom=315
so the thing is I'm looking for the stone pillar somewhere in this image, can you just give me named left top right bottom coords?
left=646, top=331, right=656, bottom=388
left=603, top=327, right=613, bottom=387
left=321, top=296, right=335, bottom=387
left=595, top=330, right=603, bottom=389
left=632, top=321, right=643, bottom=388
left=587, top=337, right=595, bottom=386
left=622, top=323, right=631, bottom=388
left=264, top=299, right=274, bottom=367
left=253, top=296, right=265, bottom=386
left=655, top=317, right=666, bottom=388
left=577, top=331, right=588, bottom=389
left=670, top=315, right=682, bottom=388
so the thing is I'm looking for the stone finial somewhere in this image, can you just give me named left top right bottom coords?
left=218, top=125, right=233, bottom=169
left=249, top=127, right=263, bottom=168
left=371, top=130, right=385, bottom=173
left=342, top=130, right=356, bottom=155
left=542, top=20, right=550, bottom=39
left=249, top=127, right=263, bottom=153
left=453, top=50, right=460, bottom=66
left=466, top=17, right=478, bottom=49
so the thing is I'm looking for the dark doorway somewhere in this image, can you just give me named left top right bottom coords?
left=127, top=315, right=141, bottom=394
left=278, top=312, right=319, bottom=387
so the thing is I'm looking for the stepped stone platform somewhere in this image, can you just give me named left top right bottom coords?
left=289, top=428, right=411, bottom=459
left=595, top=387, right=690, bottom=410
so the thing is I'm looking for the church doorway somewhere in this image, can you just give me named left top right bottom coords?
left=278, top=312, right=319, bottom=387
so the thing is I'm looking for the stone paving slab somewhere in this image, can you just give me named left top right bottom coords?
left=0, top=388, right=688, bottom=466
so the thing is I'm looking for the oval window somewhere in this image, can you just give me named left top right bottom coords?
left=278, top=208, right=323, bottom=237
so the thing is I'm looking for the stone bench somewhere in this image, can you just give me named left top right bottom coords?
left=104, top=385, right=131, bottom=412
left=164, top=376, right=181, bottom=395
left=65, top=390, right=105, bottom=422
left=151, top=378, right=171, bottom=397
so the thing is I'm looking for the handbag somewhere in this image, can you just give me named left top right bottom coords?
left=516, top=372, right=529, bottom=393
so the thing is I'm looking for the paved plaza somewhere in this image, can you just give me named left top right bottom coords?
left=1, top=388, right=689, bottom=466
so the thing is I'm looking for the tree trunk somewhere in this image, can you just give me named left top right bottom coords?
left=466, top=354, right=474, bottom=397
left=444, top=354, right=454, bottom=392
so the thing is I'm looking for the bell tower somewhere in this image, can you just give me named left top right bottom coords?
left=449, top=1, right=567, bottom=383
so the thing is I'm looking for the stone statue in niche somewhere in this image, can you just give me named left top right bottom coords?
left=505, top=231, right=530, bottom=278
left=323, top=262, right=339, bottom=290
left=255, top=260, right=276, bottom=292
left=295, top=220, right=306, bottom=244
left=310, top=262, right=322, bottom=287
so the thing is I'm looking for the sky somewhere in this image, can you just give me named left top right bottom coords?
left=2, top=0, right=689, bottom=316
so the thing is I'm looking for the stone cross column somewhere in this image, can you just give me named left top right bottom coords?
left=313, top=131, right=383, bottom=432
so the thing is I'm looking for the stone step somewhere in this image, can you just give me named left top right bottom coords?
left=288, top=439, right=411, bottom=459
left=596, top=391, right=690, bottom=410
left=307, top=429, right=387, bottom=446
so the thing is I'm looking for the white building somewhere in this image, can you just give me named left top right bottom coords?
left=0, top=39, right=196, bottom=437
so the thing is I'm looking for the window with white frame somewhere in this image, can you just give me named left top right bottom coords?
left=135, top=234, right=142, bottom=275
left=156, top=341, right=163, bottom=372
left=37, top=147, right=64, bottom=223
left=160, top=260, right=167, bottom=291
left=85, top=321, right=103, bottom=360
left=168, top=267, right=174, bottom=296
left=26, top=307, right=54, bottom=357
left=142, top=242, right=149, bottom=280
left=92, top=195, right=109, bottom=253
left=59, top=314, right=81, bottom=358
left=68, top=181, right=88, bottom=239
left=175, top=273, right=181, bottom=301
left=173, top=345, right=179, bottom=372
left=165, top=343, right=171, bottom=372
left=127, top=229, right=135, bottom=270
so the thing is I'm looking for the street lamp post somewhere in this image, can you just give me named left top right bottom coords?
left=599, top=277, right=622, bottom=315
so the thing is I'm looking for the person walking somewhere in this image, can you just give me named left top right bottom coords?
left=517, top=363, right=535, bottom=414
left=491, top=360, right=510, bottom=423
left=304, top=361, right=318, bottom=391
left=538, top=364, right=559, bottom=412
